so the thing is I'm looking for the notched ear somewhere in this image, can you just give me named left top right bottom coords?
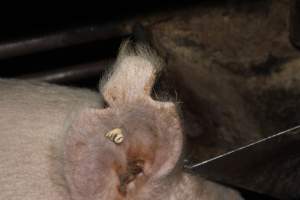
left=101, top=40, right=164, bottom=106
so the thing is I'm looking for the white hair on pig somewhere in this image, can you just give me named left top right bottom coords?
left=100, top=40, right=164, bottom=106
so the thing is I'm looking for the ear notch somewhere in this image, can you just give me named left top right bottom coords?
left=101, top=40, right=164, bottom=106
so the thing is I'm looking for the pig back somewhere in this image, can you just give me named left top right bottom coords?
left=0, top=79, right=103, bottom=200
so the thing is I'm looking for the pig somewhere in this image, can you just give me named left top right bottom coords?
left=0, top=40, right=243, bottom=200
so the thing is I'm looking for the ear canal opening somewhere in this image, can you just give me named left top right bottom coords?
left=118, top=159, right=145, bottom=196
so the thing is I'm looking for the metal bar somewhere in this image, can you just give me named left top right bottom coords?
left=17, top=59, right=114, bottom=84
left=185, top=126, right=300, bottom=199
left=0, top=22, right=131, bottom=59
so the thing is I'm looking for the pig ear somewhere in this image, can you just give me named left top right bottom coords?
left=100, top=40, right=164, bottom=106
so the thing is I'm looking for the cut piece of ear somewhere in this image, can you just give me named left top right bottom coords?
left=101, top=40, right=164, bottom=106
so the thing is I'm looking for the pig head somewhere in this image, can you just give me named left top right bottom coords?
left=64, top=41, right=244, bottom=200
left=0, top=40, right=243, bottom=200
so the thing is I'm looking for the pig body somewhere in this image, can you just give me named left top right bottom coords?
left=0, top=79, right=102, bottom=200
left=0, top=41, right=243, bottom=200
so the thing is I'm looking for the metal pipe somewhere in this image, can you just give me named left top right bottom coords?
left=0, top=22, right=131, bottom=59
left=17, top=59, right=114, bottom=83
